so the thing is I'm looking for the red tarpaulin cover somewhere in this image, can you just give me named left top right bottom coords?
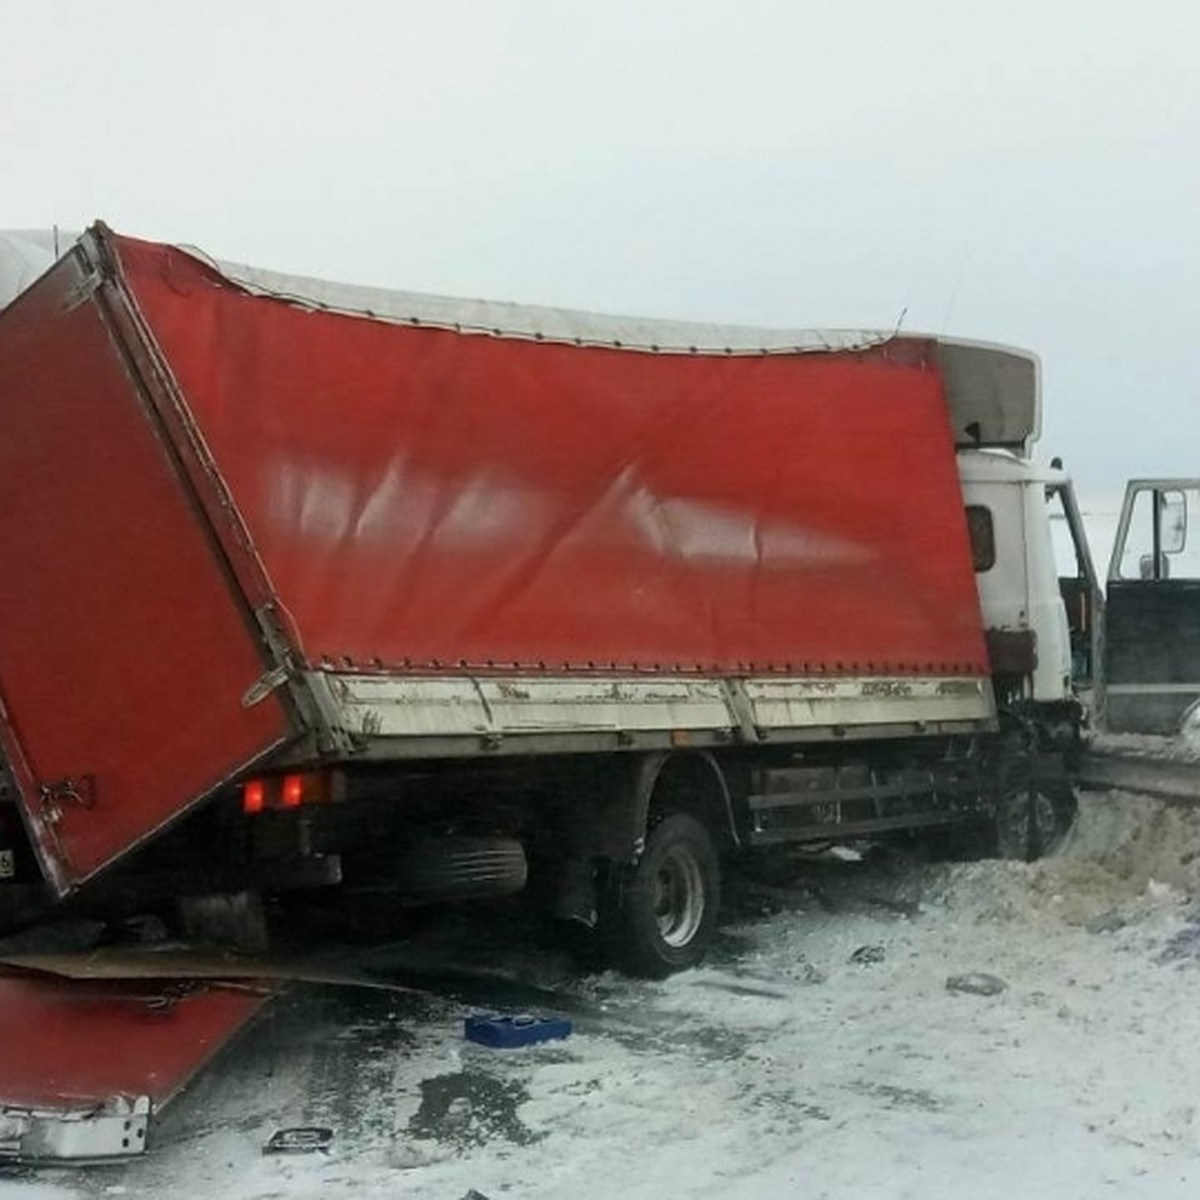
left=114, top=236, right=988, bottom=679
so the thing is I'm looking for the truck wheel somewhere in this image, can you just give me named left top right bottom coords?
left=995, top=780, right=1077, bottom=861
left=608, top=813, right=720, bottom=978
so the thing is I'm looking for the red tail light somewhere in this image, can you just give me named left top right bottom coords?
left=240, top=771, right=342, bottom=815
left=281, top=774, right=303, bottom=809
left=242, top=779, right=265, bottom=815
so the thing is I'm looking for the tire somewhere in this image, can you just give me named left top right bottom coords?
left=994, top=778, right=1078, bottom=861
left=605, top=813, right=721, bottom=978
left=398, top=837, right=528, bottom=902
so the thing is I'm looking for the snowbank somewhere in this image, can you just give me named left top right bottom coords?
left=14, top=789, right=1200, bottom=1199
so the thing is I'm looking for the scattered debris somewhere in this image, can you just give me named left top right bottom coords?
left=945, top=972, right=1007, bottom=997
left=465, top=1012, right=573, bottom=1048
left=796, top=962, right=828, bottom=985
left=827, top=846, right=863, bottom=863
left=1085, top=909, right=1128, bottom=934
left=849, top=944, right=886, bottom=966
left=1158, top=920, right=1200, bottom=964
left=262, top=1126, right=334, bottom=1155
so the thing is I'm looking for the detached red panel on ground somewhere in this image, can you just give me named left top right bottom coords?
left=113, top=235, right=989, bottom=680
left=0, top=974, right=269, bottom=1112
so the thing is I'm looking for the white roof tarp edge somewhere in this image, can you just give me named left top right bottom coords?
left=189, top=247, right=890, bottom=356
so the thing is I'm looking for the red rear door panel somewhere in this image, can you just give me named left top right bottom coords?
left=0, top=250, right=293, bottom=892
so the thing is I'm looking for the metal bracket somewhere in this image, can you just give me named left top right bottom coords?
left=720, top=679, right=760, bottom=743
left=252, top=606, right=355, bottom=755
left=0, top=1094, right=150, bottom=1163
left=62, top=268, right=102, bottom=312
left=38, top=775, right=96, bottom=823
left=242, top=664, right=290, bottom=708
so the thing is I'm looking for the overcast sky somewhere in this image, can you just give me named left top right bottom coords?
left=3, top=0, right=1196, bottom=486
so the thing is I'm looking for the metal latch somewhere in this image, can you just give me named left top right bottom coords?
left=39, top=776, right=96, bottom=823
left=243, top=664, right=290, bottom=708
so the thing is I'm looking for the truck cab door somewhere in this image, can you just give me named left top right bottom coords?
left=1104, top=480, right=1200, bottom=734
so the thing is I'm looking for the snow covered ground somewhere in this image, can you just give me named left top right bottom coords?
left=7, top=790, right=1200, bottom=1199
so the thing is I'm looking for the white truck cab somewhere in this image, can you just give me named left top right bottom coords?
left=934, top=336, right=1099, bottom=720
left=956, top=447, right=1101, bottom=734
left=959, top=450, right=1073, bottom=703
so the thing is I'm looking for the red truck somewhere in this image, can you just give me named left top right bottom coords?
left=0, top=224, right=1094, bottom=979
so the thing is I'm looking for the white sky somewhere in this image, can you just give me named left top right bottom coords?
left=3, top=0, right=1197, bottom=485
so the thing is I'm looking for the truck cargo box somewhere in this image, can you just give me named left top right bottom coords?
left=0, top=224, right=1004, bottom=894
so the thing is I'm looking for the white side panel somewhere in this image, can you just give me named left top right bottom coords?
left=321, top=672, right=994, bottom=744
left=324, top=675, right=731, bottom=738
left=744, top=677, right=994, bottom=730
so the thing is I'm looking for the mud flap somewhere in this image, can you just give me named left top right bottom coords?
left=0, top=972, right=274, bottom=1164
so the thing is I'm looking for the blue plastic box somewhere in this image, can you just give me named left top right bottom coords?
left=464, top=1013, right=573, bottom=1048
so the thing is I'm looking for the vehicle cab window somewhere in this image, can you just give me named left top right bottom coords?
left=965, top=505, right=996, bottom=573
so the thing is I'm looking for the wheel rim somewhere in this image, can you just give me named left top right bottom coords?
left=998, top=789, right=1066, bottom=859
left=654, top=845, right=705, bottom=948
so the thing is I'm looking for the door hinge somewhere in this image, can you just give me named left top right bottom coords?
left=62, top=270, right=102, bottom=311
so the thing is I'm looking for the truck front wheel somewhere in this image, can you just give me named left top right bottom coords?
left=995, top=779, right=1077, bottom=861
left=607, top=813, right=720, bottom=978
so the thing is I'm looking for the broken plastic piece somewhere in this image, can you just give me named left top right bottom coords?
left=464, top=1013, right=572, bottom=1048
left=263, top=1126, right=334, bottom=1155
left=0, top=1094, right=149, bottom=1164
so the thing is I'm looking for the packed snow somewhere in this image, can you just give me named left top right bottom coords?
left=6, top=789, right=1200, bottom=1199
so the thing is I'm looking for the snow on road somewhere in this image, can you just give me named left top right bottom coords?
left=10, top=791, right=1200, bottom=1199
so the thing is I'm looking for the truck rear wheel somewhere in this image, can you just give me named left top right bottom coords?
left=607, top=813, right=720, bottom=978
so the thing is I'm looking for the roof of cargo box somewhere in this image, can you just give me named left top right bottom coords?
left=187, top=248, right=1040, bottom=451
left=0, top=226, right=1039, bottom=450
